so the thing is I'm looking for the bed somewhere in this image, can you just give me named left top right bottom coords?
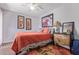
left=12, top=28, right=52, bottom=54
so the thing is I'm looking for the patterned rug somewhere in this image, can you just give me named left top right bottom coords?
left=26, top=44, right=71, bottom=55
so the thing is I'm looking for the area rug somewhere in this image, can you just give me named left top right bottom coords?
left=26, top=44, right=71, bottom=55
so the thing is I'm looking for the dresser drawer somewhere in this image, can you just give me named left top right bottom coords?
left=54, top=34, right=70, bottom=46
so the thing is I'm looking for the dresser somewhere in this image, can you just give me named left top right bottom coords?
left=54, top=33, right=71, bottom=50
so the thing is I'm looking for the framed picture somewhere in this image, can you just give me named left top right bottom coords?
left=62, top=22, right=74, bottom=34
left=26, top=18, right=31, bottom=30
left=17, top=15, right=24, bottom=29
left=41, top=14, right=53, bottom=27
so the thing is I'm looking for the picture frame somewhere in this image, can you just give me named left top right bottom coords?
left=41, top=14, right=53, bottom=27
left=62, top=22, right=74, bottom=34
left=17, top=15, right=24, bottom=29
left=26, top=18, right=31, bottom=30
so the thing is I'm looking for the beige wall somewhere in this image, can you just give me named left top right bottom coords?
left=2, top=9, right=40, bottom=43
left=52, top=4, right=79, bottom=40
left=0, top=8, right=2, bottom=45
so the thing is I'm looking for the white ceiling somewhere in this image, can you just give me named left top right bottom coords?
left=0, top=3, right=78, bottom=17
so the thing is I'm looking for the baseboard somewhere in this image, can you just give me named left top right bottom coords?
left=1, top=42, right=13, bottom=46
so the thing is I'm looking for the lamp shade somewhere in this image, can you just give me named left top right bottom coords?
left=53, top=21, right=61, bottom=27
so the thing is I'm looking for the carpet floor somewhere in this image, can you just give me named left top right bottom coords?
left=26, top=44, right=71, bottom=55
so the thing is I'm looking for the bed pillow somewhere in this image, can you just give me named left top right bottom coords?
left=42, top=28, right=49, bottom=33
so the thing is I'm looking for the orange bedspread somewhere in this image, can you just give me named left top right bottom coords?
left=12, top=32, right=52, bottom=54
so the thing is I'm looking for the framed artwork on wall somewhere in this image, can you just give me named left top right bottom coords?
left=41, top=14, right=53, bottom=27
left=17, top=15, right=24, bottom=29
left=62, top=22, right=74, bottom=34
left=26, top=18, right=31, bottom=30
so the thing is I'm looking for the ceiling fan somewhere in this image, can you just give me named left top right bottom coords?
left=22, top=3, right=43, bottom=10
left=30, top=3, right=43, bottom=10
